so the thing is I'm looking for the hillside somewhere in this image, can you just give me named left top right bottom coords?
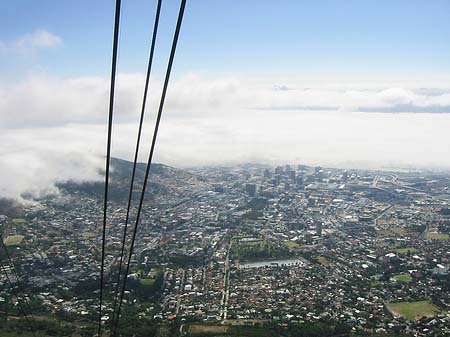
left=55, top=157, right=205, bottom=202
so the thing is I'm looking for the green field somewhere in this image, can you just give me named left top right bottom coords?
left=140, top=278, right=156, bottom=286
left=4, top=235, right=24, bottom=246
left=386, top=301, right=441, bottom=321
left=423, top=232, right=450, bottom=240
left=284, top=241, right=299, bottom=248
left=12, top=218, right=26, bottom=224
left=392, top=274, right=412, bottom=283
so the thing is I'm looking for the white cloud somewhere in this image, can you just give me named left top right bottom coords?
left=3, top=73, right=450, bottom=130
left=16, top=29, right=62, bottom=49
left=0, top=126, right=104, bottom=199
left=1, top=73, right=450, bottom=199
left=0, top=29, right=62, bottom=56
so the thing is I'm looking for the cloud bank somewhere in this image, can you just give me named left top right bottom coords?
left=1, top=73, right=450, bottom=199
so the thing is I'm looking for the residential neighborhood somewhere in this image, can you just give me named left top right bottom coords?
left=1, top=160, right=450, bottom=336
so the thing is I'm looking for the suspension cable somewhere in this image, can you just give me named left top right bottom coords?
left=110, top=0, right=162, bottom=327
left=0, top=232, right=38, bottom=336
left=0, top=260, right=37, bottom=337
left=99, top=0, right=122, bottom=336
left=110, top=1, right=187, bottom=335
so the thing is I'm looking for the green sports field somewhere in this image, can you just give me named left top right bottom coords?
left=386, top=300, right=441, bottom=321
left=4, top=235, right=24, bottom=246
left=392, top=274, right=412, bottom=283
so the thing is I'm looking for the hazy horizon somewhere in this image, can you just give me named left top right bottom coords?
left=2, top=0, right=450, bottom=198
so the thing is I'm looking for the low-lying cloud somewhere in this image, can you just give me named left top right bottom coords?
left=1, top=73, right=450, bottom=199
left=3, top=74, right=450, bottom=128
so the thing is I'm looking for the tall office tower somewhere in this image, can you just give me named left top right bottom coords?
left=288, top=170, right=296, bottom=181
left=245, top=183, right=256, bottom=197
left=316, top=221, right=323, bottom=236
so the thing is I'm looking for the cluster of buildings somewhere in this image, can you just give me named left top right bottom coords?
left=1, top=161, right=450, bottom=335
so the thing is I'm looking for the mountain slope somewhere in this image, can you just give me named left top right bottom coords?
left=56, top=157, right=202, bottom=201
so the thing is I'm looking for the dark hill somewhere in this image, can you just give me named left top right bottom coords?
left=0, top=198, right=23, bottom=218
left=56, top=157, right=201, bottom=202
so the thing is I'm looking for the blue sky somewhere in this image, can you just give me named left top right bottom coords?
left=2, top=0, right=450, bottom=81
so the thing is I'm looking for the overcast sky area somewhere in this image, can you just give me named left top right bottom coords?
left=2, top=0, right=450, bottom=199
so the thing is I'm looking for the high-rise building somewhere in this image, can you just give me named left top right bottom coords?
left=316, top=221, right=323, bottom=236
left=245, top=183, right=256, bottom=197
left=273, top=174, right=281, bottom=186
left=263, top=168, right=272, bottom=179
left=288, top=170, right=296, bottom=181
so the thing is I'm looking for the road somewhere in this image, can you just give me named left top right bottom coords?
left=175, top=268, right=185, bottom=315
left=220, top=241, right=231, bottom=320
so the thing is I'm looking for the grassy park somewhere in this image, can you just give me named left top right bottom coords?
left=4, top=234, right=24, bottom=246
left=392, top=274, right=412, bottom=283
left=386, top=301, right=441, bottom=321
left=139, top=278, right=156, bottom=287
left=284, top=241, right=299, bottom=248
